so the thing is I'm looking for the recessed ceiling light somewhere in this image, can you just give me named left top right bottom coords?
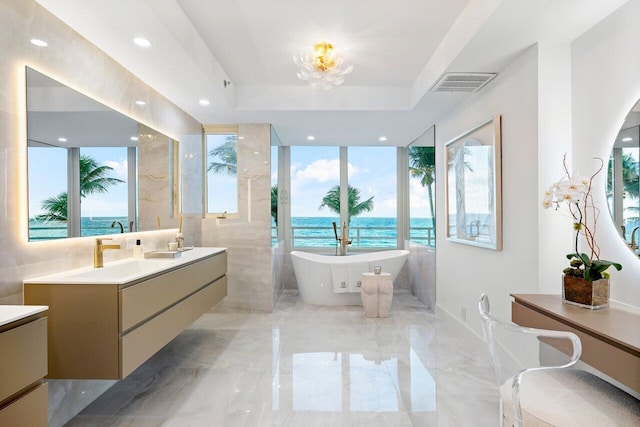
left=307, top=135, right=315, bottom=141
left=622, top=137, right=633, bottom=142
left=379, top=136, right=387, bottom=142
left=30, top=39, right=48, bottom=47
left=130, top=136, right=139, bottom=141
left=133, top=37, right=152, bottom=47
left=57, top=137, right=67, bottom=142
left=254, top=151, right=260, bottom=155
left=135, top=100, right=146, bottom=106
left=263, top=161, right=268, bottom=164
left=238, top=136, right=245, bottom=140
left=199, top=99, right=210, bottom=106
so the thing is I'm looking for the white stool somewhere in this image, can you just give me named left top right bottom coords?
left=361, top=272, right=393, bottom=318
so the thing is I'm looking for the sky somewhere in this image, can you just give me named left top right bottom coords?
left=289, top=146, right=432, bottom=218
left=29, top=142, right=436, bottom=221
left=28, top=146, right=129, bottom=218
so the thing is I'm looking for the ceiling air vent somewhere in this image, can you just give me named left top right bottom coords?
left=430, top=72, right=497, bottom=93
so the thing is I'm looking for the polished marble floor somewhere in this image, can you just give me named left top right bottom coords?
left=66, top=291, right=499, bottom=426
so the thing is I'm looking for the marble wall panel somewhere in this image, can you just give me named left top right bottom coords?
left=407, top=241, right=436, bottom=310
left=180, top=135, right=203, bottom=215
left=202, top=124, right=274, bottom=312
left=272, top=241, right=284, bottom=307
left=138, top=125, right=173, bottom=232
left=0, top=1, right=201, bottom=425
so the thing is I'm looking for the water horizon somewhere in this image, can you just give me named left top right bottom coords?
left=29, top=215, right=437, bottom=247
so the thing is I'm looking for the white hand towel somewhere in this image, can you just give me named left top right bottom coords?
left=348, top=262, right=370, bottom=292
left=330, top=264, right=349, bottom=293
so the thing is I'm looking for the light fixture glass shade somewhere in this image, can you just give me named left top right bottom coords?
left=294, top=41, right=353, bottom=90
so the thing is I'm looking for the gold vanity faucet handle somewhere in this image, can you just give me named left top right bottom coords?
left=94, top=238, right=121, bottom=268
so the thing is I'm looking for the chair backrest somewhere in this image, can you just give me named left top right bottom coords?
left=478, top=293, right=582, bottom=426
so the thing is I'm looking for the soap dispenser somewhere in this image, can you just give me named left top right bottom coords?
left=133, top=239, right=144, bottom=259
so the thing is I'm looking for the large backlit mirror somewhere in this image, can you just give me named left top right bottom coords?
left=26, top=67, right=178, bottom=241
left=608, top=99, right=640, bottom=257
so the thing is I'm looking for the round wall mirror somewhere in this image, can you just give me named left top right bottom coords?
left=608, top=99, right=640, bottom=257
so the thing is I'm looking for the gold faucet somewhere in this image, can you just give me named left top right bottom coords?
left=339, top=221, right=352, bottom=256
left=94, top=238, right=120, bottom=268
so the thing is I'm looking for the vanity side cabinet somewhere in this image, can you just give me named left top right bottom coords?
left=0, top=314, right=48, bottom=427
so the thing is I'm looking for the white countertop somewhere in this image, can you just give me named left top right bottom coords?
left=24, top=247, right=227, bottom=285
left=0, top=305, right=48, bottom=327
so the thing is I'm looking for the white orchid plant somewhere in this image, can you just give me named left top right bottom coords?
left=542, top=154, right=622, bottom=281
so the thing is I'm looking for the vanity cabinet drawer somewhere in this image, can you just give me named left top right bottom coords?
left=120, top=252, right=227, bottom=331
left=0, top=382, right=48, bottom=427
left=121, top=293, right=193, bottom=377
left=0, top=318, right=47, bottom=403
left=120, top=275, right=227, bottom=377
left=193, top=276, right=227, bottom=318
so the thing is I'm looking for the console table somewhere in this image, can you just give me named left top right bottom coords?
left=511, top=294, right=640, bottom=395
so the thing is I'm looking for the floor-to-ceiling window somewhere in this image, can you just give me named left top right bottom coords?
left=271, top=127, right=280, bottom=246
left=348, top=147, right=397, bottom=248
left=290, top=146, right=340, bottom=247
left=408, top=145, right=436, bottom=247
left=79, top=146, right=129, bottom=235
left=27, top=145, right=67, bottom=240
left=28, top=145, right=131, bottom=239
left=288, top=146, right=400, bottom=250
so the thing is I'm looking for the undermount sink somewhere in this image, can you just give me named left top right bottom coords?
left=24, top=247, right=226, bottom=285
left=63, top=260, right=150, bottom=281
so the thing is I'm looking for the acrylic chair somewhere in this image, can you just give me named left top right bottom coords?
left=478, top=293, right=640, bottom=427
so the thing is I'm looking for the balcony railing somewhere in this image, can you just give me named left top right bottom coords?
left=271, top=225, right=435, bottom=247
left=28, top=224, right=129, bottom=241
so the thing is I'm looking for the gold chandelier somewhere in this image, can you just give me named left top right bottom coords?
left=293, top=41, right=353, bottom=89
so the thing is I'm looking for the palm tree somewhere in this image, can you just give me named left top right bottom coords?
left=408, top=146, right=436, bottom=224
left=271, top=185, right=278, bottom=225
left=319, top=185, right=374, bottom=224
left=208, top=136, right=237, bottom=175
left=79, top=155, right=125, bottom=197
left=621, top=153, right=639, bottom=199
left=608, top=153, right=639, bottom=198
left=35, top=192, right=68, bottom=222
left=35, top=155, right=124, bottom=222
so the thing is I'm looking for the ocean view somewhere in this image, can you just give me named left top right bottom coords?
left=29, top=216, right=130, bottom=241
left=29, top=216, right=435, bottom=246
left=281, top=216, right=435, bottom=248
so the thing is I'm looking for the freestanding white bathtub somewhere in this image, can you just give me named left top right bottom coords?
left=290, top=250, right=409, bottom=305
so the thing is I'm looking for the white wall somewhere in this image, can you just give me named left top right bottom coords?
left=435, top=45, right=540, bottom=334
left=437, top=0, right=640, bottom=337
left=572, top=0, right=640, bottom=307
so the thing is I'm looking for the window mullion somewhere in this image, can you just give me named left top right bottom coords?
left=339, top=146, right=349, bottom=232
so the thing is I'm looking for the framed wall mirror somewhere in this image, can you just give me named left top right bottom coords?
left=26, top=67, right=178, bottom=241
left=608, top=99, right=640, bottom=257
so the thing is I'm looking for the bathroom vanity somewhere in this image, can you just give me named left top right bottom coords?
left=23, top=247, right=227, bottom=379
left=0, top=305, right=48, bottom=426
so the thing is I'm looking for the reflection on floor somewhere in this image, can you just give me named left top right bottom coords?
left=66, top=290, right=499, bottom=426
